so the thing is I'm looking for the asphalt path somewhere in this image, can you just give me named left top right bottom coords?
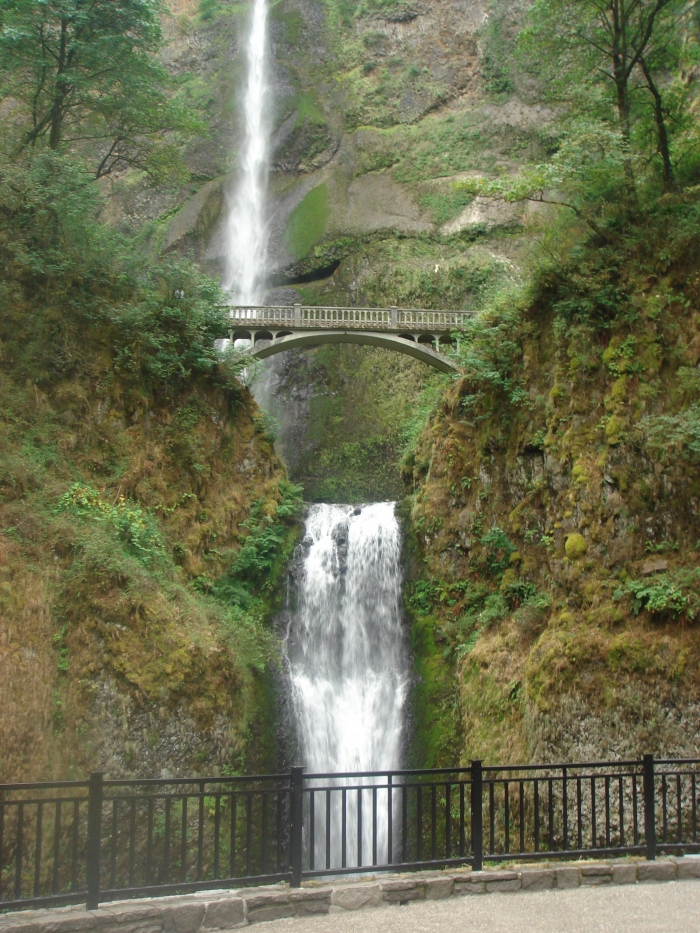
left=268, top=883, right=700, bottom=933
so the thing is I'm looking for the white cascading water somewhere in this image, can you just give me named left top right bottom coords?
left=284, top=503, right=410, bottom=867
left=223, top=0, right=270, bottom=304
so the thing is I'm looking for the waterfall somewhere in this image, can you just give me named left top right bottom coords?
left=223, top=0, right=270, bottom=304
left=284, top=502, right=410, bottom=867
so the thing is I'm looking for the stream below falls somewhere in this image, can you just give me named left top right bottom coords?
left=283, top=502, right=411, bottom=867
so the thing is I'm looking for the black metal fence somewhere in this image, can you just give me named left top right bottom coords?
left=1, top=756, right=699, bottom=911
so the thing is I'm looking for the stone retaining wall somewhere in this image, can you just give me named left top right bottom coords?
left=2, top=857, right=699, bottom=933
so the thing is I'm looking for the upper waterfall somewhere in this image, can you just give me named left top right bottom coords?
left=223, top=0, right=270, bottom=304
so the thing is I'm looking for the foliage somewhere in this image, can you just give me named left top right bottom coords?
left=616, top=570, right=700, bottom=621
left=640, top=404, right=700, bottom=461
left=226, top=482, right=304, bottom=588
left=480, top=527, right=516, bottom=574
left=0, top=153, right=241, bottom=396
left=455, top=300, right=528, bottom=410
left=57, top=483, right=166, bottom=566
left=520, top=0, right=695, bottom=193
left=456, top=121, right=629, bottom=237
left=0, top=0, right=201, bottom=180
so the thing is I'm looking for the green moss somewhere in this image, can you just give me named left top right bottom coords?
left=565, top=533, right=588, bottom=560
left=285, top=183, right=330, bottom=259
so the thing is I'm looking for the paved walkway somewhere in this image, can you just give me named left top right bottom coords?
left=270, top=883, right=700, bottom=933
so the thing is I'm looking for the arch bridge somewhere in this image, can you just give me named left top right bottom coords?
left=215, top=305, right=474, bottom=374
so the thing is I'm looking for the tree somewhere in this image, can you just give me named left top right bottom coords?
left=521, top=0, right=690, bottom=197
left=0, top=0, right=199, bottom=180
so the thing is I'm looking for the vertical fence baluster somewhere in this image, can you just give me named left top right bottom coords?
left=430, top=785, right=436, bottom=862
left=308, top=790, right=314, bottom=874
left=459, top=782, right=465, bottom=858
left=213, top=795, right=221, bottom=880
left=128, top=799, right=136, bottom=889
left=86, top=773, right=103, bottom=910
left=357, top=788, right=362, bottom=868
left=562, top=768, right=568, bottom=851
left=53, top=799, right=62, bottom=895
left=325, top=791, right=331, bottom=871
left=197, top=783, right=205, bottom=882
left=109, top=799, right=117, bottom=891
left=692, top=774, right=697, bottom=843
left=661, top=775, right=668, bottom=845
left=618, top=776, right=624, bottom=848
left=341, top=788, right=347, bottom=869
left=277, top=790, right=283, bottom=875
left=446, top=783, right=452, bottom=861
left=261, top=792, right=268, bottom=876
left=146, top=796, right=154, bottom=887
left=577, top=778, right=582, bottom=851
left=416, top=785, right=423, bottom=862
left=633, top=776, right=639, bottom=846
left=402, top=785, right=408, bottom=864
left=246, top=793, right=253, bottom=877
left=605, top=776, right=611, bottom=847
left=504, top=782, right=510, bottom=855
left=519, top=782, right=525, bottom=855
left=34, top=801, right=43, bottom=898
left=548, top=779, right=554, bottom=853
left=388, top=776, right=393, bottom=865
left=676, top=774, right=682, bottom=844
left=15, top=801, right=24, bottom=900
left=489, top=782, right=495, bottom=856
left=181, top=796, right=188, bottom=883
left=164, top=797, right=171, bottom=884
left=290, top=768, right=304, bottom=887
left=470, top=762, right=483, bottom=872
left=71, top=800, right=79, bottom=893
left=229, top=794, right=237, bottom=879
left=643, top=754, right=656, bottom=861
left=373, top=786, right=378, bottom=867
left=591, top=778, right=597, bottom=849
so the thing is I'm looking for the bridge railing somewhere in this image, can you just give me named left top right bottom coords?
left=2, top=756, right=698, bottom=911
left=228, top=305, right=475, bottom=332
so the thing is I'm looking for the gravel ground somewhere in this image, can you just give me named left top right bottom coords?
left=267, top=882, right=700, bottom=933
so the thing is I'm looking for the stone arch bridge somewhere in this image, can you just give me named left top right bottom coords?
left=215, top=305, right=474, bottom=374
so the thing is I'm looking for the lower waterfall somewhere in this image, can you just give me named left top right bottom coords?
left=284, top=502, right=410, bottom=867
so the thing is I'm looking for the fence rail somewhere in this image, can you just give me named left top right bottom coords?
left=1, top=756, right=699, bottom=912
left=228, top=305, right=475, bottom=332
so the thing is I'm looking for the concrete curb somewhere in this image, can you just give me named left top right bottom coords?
left=1, top=857, right=699, bottom=932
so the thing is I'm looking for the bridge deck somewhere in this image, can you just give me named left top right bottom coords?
left=228, top=304, right=474, bottom=333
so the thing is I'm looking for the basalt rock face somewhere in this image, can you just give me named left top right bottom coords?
left=0, top=360, right=291, bottom=782
left=403, top=224, right=700, bottom=766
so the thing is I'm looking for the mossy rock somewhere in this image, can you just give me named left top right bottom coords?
left=565, top=533, right=588, bottom=561
left=605, top=414, right=626, bottom=445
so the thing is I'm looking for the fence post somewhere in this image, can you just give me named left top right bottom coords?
left=290, top=766, right=304, bottom=888
left=643, top=754, right=656, bottom=861
left=294, top=303, right=301, bottom=328
left=86, top=772, right=103, bottom=910
left=471, top=760, right=483, bottom=872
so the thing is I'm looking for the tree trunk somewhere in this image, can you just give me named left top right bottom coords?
left=49, top=19, right=69, bottom=150
left=639, top=56, right=676, bottom=192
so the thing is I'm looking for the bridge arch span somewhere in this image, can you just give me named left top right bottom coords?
left=242, top=330, right=459, bottom=373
